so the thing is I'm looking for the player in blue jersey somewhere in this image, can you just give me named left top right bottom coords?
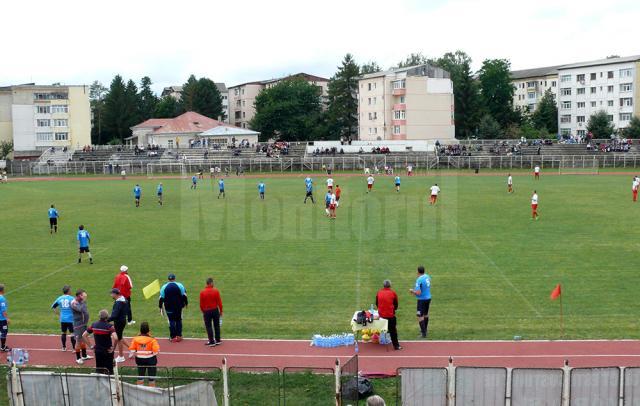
left=48, top=204, right=59, bottom=234
left=324, top=191, right=332, bottom=216
left=0, top=285, right=9, bottom=352
left=77, top=225, right=93, bottom=264
left=258, top=182, right=265, bottom=200
left=218, top=178, right=225, bottom=199
left=191, top=175, right=198, bottom=189
left=134, top=184, right=142, bottom=207
left=409, top=266, right=431, bottom=338
left=157, top=183, right=164, bottom=206
left=394, top=175, right=401, bottom=192
left=304, top=178, right=314, bottom=204
left=52, top=285, right=76, bottom=351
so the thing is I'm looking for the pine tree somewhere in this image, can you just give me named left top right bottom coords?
left=193, top=78, right=225, bottom=120
left=531, top=89, right=558, bottom=135
left=180, top=75, right=198, bottom=113
left=154, top=96, right=181, bottom=118
left=325, top=53, right=360, bottom=139
left=360, top=61, right=381, bottom=74
left=125, top=79, right=141, bottom=132
left=102, top=75, right=129, bottom=143
left=138, top=76, right=158, bottom=121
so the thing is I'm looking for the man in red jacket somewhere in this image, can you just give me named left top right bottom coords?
left=113, top=265, right=135, bottom=325
left=376, top=280, right=401, bottom=350
left=199, top=278, right=223, bottom=347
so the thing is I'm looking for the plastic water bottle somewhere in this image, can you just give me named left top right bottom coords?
left=354, top=340, right=359, bottom=354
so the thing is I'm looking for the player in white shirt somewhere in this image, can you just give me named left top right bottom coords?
left=326, top=177, right=334, bottom=191
left=632, top=177, right=639, bottom=202
left=407, top=165, right=413, bottom=176
left=531, top=191, right=539, bottom=220
left=507, top=174, right=513, bottom=193
left=429, top=184, right=441, bottom=205
left=366, top=176, right=375, bottom=193
left=329, top=192, right=337, bottom=219
left=534, top=165, right=540, bottom=180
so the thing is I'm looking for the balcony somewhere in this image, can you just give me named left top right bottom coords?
left=392, top=88, right=406, bottom=96
left=392, top=119, right=406, bottom=126
left=393, top=103, right=406, bottom=111
left=390, top=133, right=406, bottom=140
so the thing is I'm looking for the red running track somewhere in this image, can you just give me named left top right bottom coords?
left=11, top=334, right=640, bottom=374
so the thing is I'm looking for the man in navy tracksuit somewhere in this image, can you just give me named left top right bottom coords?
left=159, top=274, right=188, bottom=342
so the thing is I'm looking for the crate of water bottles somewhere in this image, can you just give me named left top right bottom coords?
left=311, top=333, right=355, bottom=348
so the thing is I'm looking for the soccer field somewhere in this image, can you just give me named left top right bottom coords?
left=1, top=172, right=639, bottom=341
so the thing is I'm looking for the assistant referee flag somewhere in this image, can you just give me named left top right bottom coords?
left=143, top=279, right=161, bottom=299
left=550, top=284, right=562, bottom=300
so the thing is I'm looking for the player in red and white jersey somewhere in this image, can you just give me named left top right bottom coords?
left=366, top=176, right=375, bottom=193
left=534, top=165, right=540, bottom=180
left=507, top=174, right=513, bottom=193
left=326, top=177, right=334, bottom=191
left=407, top=165, right=413, bottom=176
left=632, top=177, right=639, bottom=202
left=329, top=192, right=337, bottom=219
left=429, top=184, right=441, bottom=205
left=531, top=191, right=539, bottom=220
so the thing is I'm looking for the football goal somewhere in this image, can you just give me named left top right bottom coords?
left=146, top=163, right=188, bottom=178
left=558, top=157, right=600, bottom=175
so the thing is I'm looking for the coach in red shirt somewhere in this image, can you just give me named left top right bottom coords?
left=199, top=278, right=223, bottom=347
left=113, top=265, right=134, bottom=325
left=376, top=280, right=401, bottom=350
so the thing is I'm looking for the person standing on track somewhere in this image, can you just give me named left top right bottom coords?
left=129, top=322, right=160, bottom=387
left=51, top=285, right=75, bottom=351
left=134, top=184, right=142, bottom=207
left=48, top=204, right=59, bottom=234
left=199, top=278, right=223, bottom=347
left=0, top=285, right=10, bottom=352
left=157, top=183, right=163, bottom=206
left=108, top=288, right=130, bottom=364
left=218, top=178, right=225, bottom=199
left=429, top=184, right=441, bottom=205
left=376, top=280, right=401, bottom=350
left=113, top=265, right=135, bottom=326
left=71, top=289, right=92, bottom=364
left=304, top=177, right=314, bottom=204
left=159, top=274, right=188, bottom=342
left=507, top=174, right=513, bottom=193
left=531, top=190, right=539, bottom=220
left=409, top=266, right=431, bottom=339
left=77, top=225, right=93, bottom=265
left=83, top=309, right=117, bottom=375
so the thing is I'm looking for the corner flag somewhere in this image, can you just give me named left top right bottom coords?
left=550, top=283, right=562, bottom=300
left=143, top=279, right=161, bottom=299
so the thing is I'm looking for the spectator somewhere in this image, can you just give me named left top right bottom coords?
left=113, top=265, right=134, bottom=325
left=71, top=289, right=92, bottom=364
left=129, top=322, right=160, bottom=387
left=83, top=309, right=117, bottom=374
left=367, top=395, right=386, bottom=406
left=376, top=280, right=401, bottom=350
left=199, top=278, right=223, bottom=347
left=159, top=274, right=188, bottom=342
left=108, top=288, right=130, bottom=364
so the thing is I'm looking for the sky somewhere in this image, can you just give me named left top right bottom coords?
left=2, top=0, right=639, bottom=94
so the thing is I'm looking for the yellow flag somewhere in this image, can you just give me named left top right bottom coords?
left=143, top=279, right=161, bottom=300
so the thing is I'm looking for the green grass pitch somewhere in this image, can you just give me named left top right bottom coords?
left=1, top=171, right=639, bottom=341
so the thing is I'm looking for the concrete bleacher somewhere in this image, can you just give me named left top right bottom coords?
left=71, top=148, right=165, bottom=162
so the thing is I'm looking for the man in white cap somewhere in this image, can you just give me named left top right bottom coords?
left=113, top=265, right=135, bottom=325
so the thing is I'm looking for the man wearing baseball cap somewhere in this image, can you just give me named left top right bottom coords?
left=113, top=265, right=135, bottom=326
left=159, top=274, right=188, bottom=342
left=108, top=288, right=130, bottom=363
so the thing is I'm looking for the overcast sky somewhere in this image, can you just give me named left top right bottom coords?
left=2, top=0, right=639, bottom=93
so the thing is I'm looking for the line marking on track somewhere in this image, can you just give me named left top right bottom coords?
left=458, top=227, right=542, bottom=317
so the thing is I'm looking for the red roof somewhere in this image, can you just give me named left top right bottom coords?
left=132, top=112, right=225, bottom=134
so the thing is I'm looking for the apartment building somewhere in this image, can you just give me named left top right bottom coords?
left=0, top=84, right=91, bottom=151
left=555, top=55, right=640, bottom=137
left=357, top=64, right=455, bottom=141
left=511, top=66, right=561, bottom=111
left=161, top=83, right=229, bottom=123
left=227, top=73, right=329, bottom=129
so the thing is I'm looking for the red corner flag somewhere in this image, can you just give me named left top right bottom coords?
left=550, top=284, right=562, bottom=300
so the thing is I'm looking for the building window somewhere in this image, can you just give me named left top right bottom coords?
left=34, top=92, right=67, bottom=100
left=393, top=126, right=401, bottom=135
left=607, top=71, right=614, bottom=79
left=577, top=102, right=586, bottom=108
left=620, top=68, right=633, bottom=78
left=241, top=88, right=245, bottom=95
left=222, top=95, right=227, bottom=100
left=51, top=105, right=68, bottom=113
left=234, top=111, right=241, bottom=119
left=576, top=116, right=585, bottom=123
left=620, top=113, right=633, bottom=121
left=577, top=88, right=585, bottom=95
left=393, top=110, right=406, bottom=120
left=590, top=87, right=596, bottom=94
left=577, top=130, right=586, bottom=136
left=607, top=85, right=614, bottom=93
left=36, top=106, right=51, bottom=114
left=526, top=81, right=537, bottom=88
left=242, top=112, right=246, bottom=118
left=236, top=100, right=241, bottom=107
left=368, top=83, right=372, bottom=91
left=591, top=101, right=597, bottom=107
left=561, top=101, right=571, bottom=109
left=241, top=100, right=245, bottom=107
left=560, top=74, right=571, bottom=83
left=36, top=132, right=53, bottom=141
left=590, top=73, right=596, bottom=81
left=528, top=92, right=536, bottom=99
left=620, top=83, right=632, bottom=92
left=607, top=100, right=614, bottom=107
left=560, top=128, right=571, bottom=136
left=560, top=88, right=571, bottom=96
left=620, top=98, right=633, bottom=107
left=607, top=115, right=614, bottom=122
left=560, top=115, right=571, bottom=123
left=392, top=80, right=406, bottom=89
left=55, top=132, right=68, bottom=141
left=551, top=81, right=557, bottom=87
left=576, top=74, right=585, bottom=82
left=399, top=95, right=405, bottom=103
left=368, top=98, right=372, bottom=105
left=53, top=119, right=68, bottom=127
left=37, top=119, right=50, bottom=127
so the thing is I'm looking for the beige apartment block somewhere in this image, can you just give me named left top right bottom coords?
left=0, top=84, right=91, bottom=151
left=511, top=66, right=560, bottom=111
left=358, top=65, right=455, bottom=141
left=227, top=73, right=329, bottom=129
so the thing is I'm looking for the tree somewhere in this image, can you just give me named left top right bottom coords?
left=138, top=76, right=158, bottom=121
left=89, top=81, right=108, bottom=144
left=360, top=61, right=381, bottom=74
left=179, top=74, right=198, bottom=113
left=154, top=96, right=181, bottom=118
left=477, top=59, right=516, bottom=128
left=102, top=75, right=129, bottom=143
left=325, top=53, right=360, bottom=139
left=398, top=52, right=428, bottom=68
left=623, top=116, right=640, bottom=139
left=250, top=78, right=323, bottom=141
left=0, top=140, right=13, bottom=159
left=179, top=75, right=225, bottom=120
left=531, top=89, right=558, bottom=135
left=587, top=110, right=615, bottom=138
left=125, top=79, right=142, bottom=130
left=430, top=50, right=482, bottom=139
left=478, top=114, right=502, bottom=139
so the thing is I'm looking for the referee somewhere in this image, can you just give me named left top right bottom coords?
left=409, top=266, right=431, bottom=339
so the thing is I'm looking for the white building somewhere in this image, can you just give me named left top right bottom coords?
left=511, top=66, right=561, bottom=112
left=555, top=55, right=640, bottom=137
